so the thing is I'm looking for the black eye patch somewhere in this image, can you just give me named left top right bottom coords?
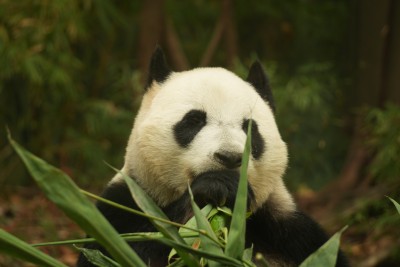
left=174, top=110, right=207, bottom=148
left=242, top=119, right=265, bottom=159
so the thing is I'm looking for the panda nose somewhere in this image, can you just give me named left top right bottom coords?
left=214, top=151, right=242, bottom=169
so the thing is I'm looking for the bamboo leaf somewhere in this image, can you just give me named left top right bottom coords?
left=0, top=229, right=66, bottom=267
left=33, top=232, right=198, bottom=247
left=299, top=226, right=347, bottom=267
left=182, top=204, right=213, bottom=244
left=168, top=205, right=213, bottom=264
left=8, top=135, right=145, bottom=267
left=225, top=119, right=252, bottom=258
left=188, top=186, right=225, bottom=267
left=387, top=196, right=400, bottom=214
left=81, top=190, right=195, bottom=231
left=242, top=245, right=253, bottom=263
left=76, top=247, right=121, bottom=267
left=149, top=235, right=243, bottom=266
left=112, top=168, right=200, bottom=267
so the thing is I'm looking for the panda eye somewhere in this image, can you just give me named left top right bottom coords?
left=174, top=110, right=207, bottom=148
left=242, top=119, right=265, bottom=159
left=183, top=110, right=207, bottom=126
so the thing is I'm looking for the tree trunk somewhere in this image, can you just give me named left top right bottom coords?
left=381, top=0, right=400, bottom=105
left=222, top=0, right=238, bottom=68
left=304, top=0, right=400, bottom=210
left=138, top=0, right=165, bottom=79
left=200, top=0, right=239, bottom=67
left=354, top=0, right=390, bottom=107
left=164, top=18, right=190, bottom=71
left=199, top=15, right=225, bottom=67
left=333, top=0, right=391, bottom=197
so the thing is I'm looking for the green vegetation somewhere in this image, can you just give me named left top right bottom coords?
left=365, top=104, right=400, bottom=184
left=1, top=1, right=399, bottom=266
left=0, top=132, right=345, bottom=266
left=0, top=0, right=352, bottom=189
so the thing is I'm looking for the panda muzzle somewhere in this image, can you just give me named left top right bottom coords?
left=189, top=170, right=254, bottom=209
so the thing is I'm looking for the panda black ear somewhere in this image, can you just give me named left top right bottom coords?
left=145, top=46, right=172, bottom=90
left=246, top=61, right=275, bottom=112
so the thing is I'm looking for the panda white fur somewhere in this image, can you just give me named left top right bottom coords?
left=77, top=47, right=348, bottom=267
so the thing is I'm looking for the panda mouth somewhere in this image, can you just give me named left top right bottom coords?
left=189, top=170, right=254, bottom=209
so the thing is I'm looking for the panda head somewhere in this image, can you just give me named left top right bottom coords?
left=119, top=47, right=295, bottom=214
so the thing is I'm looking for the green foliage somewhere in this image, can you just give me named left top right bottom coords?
left=8, top=134, right=146, bottom=266
left=0, top=229, right=67, bottom=267
left=346, top=196, right=400, bottom=239
left=387, top=197, right=400, bottom=215
left=365, top=104, right=400, bottom=183
left=225, top=119, right=252, bottom=259
left=271, top=63, right=348, bottom=189
left=342, top=107, right=400, bottom=250
left=1, top=129, right=342, bottom=266
left=0, top=0, right=353, bottom=191
left=2, top=1, right=395, bottom=265
left=76, top=247, right=120, bottom=267
left=300, top=226, right=347, bottom=267
left=230, top=60, right=349, bottom=190
left=0, top=0, right=140, bottom=186
left=188, top=189, right=225, bottom=267
left=119, top=168, right=200, bottom=266
left=235, top=0, right=350, bottom=67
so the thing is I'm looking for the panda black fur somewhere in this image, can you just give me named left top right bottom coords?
left=77, top=47, right=348, bottom=267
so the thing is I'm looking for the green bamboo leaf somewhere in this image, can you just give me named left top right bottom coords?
left=299, top=226, right=348, bottom=267
left=183, top=204, right=213, bottom=243
left=242, top=245, right=253, bottom=263
left=0, top=229, right=66, bottom=267
left=112, top=168, right=200, bottom=267
left=168, top=205, right=213, bottom=264
left=209, top=212, right=229, bottom=236
left=33, top=232, right=198, bottom=247
left=387, top=196, right=400, bottom=214
left=8, top=135, right=145, bottom=267
left=209, top=206, right=231, bottom=244
left=225, top=119, right=252, bottom=258
left=188, top=186, right=225, bottom=267
left=76, top=247, right=121, bottom=267
left=81, top=190, right=196, bottom=231
left=149, top=236, right=243, bottom=266
left=167, top=258, right=185, bottom=267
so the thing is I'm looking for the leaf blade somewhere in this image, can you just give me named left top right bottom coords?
left=8, top=135, right=145, bottom=267
left=225, top=119, right=252, bottom=258
left=150, top=236, right=243, bottom=266
left=0, top=229, right=67, bottom=267
left=299, top=226, right=348, bottom=267
left=76, top=247, right=121, bottom=267
left=114, top=169, right=200, bottom=267
left=387, top=196, right=400, bottom=214
left=188, top=186, right=225, bottom=267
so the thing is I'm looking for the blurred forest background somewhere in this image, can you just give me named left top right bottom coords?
left=0, top=0, right=399, bottom=266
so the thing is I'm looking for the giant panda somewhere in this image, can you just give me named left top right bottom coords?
left=77, top=47, right=348, bottom=267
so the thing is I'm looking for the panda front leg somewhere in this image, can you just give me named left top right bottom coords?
left=77, top=172, right=245, bottom=267
left=77, top=179, right=188, bottom=267
left=171, top=171, right=350, bottom=266
left=246, top=203, right=349, bottom=267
